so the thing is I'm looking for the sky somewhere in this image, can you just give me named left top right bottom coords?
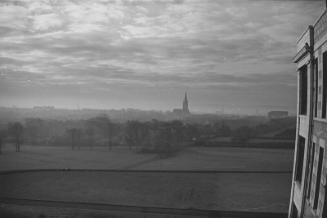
left=0, top=0, right=324, bottom=114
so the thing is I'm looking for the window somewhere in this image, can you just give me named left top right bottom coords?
left=313, top=147, right=324, bottom=210
left=323, top=52, right=327, bottom=118
left=295, top=136, right=305, bottom=182
left=291, top=203, right=298, bottom=218
left=314, top=58, right=318, bottom=118
left=307, top=142, right=315, bottom=198
left=299, top=66, right=308, bottom=115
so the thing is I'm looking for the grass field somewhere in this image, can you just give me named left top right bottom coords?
left=0, top=144, right=294, bottom=171
left=0, top=144, right=294, bottom=214
left=0, top=171, right=291, bottom=213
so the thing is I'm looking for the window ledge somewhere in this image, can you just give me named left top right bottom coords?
left=313, top=117, right=327, bottom=123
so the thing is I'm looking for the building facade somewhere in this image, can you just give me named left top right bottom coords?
left=289, top=5, right=327, bottom=218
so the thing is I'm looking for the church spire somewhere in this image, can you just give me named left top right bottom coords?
left=183, top=92, right=190, bottom=114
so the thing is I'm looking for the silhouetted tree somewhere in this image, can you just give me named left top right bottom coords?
left=125, top=121, right=148, bottom=150
left=232, top=126, right=253, bottom=143
left=88, top=115, right=115, bottom=150
left=0, top=129, right=7, bottom=154
left=145, top=120, right=178, bottom=156
left=169, top=120, right=184, bottom=145
left=8, top=122, right=24, bottom=152
left=220, top=121, right=231, bottom=137
left=67, top=128, right=80, bottom=150
left=184, top=123, right=199, bottom=142
left=85, top=127, right=95, bottom=150
left=76, top=128, right=82, bottom=149
left=155, top=125, right=172, bottom=156
left=24, top=118, right=44, bottom=144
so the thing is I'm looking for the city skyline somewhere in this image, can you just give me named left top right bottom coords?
left=0, top=0, right=324, bottom=113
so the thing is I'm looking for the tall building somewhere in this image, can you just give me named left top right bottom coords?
left=182, top=92, right=190, bottom=114
left=172, top=92, right=190, bottom=116
left=289, top=4, right=327, bottom=218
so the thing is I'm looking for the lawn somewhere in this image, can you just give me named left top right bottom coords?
left=0, top=145, right=294, bottom=214
left=0, top=171, right=291, bottom=213
left=0, top=144, right=294, bottom=171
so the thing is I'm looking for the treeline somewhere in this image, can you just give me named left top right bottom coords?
left=0, top=117, right=184, bottom=155
left=0, top=122, right=24, bottom=153
left=231, top=117, right=296, bottom=142
left=0, top=116, right=296, bottom=154
left=0, top=115, right=228, bottom=155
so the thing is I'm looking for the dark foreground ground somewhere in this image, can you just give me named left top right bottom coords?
left=0, top=202, right=288, bottom=218
left=0, top=145, right=293, bottom=217
left=0, top=171, right=291, bottom=212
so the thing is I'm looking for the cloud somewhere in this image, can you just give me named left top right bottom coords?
left=32, top=13, right=64, bottom=31
left=0, top=0, right=324, bottom=112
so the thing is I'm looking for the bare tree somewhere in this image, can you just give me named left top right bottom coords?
left=0, top=129, right=6, bottom=154
left=105, top=119, right=115, bottom=150
left=67, top=128, right=79, bottom=150
left=85, top=127, right=94, bottom=150
left=169, top=120, right=184, bottom=146
left=125, top=121, right=148, bottom=151
left=8, top=122, right=24, bottom=152
left=88, top=115, right=115, bottom=150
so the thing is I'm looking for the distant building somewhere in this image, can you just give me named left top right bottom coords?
left=267, top=111, right=288, bottom=120
left=173, top=92, right=190, bottom=116
left=172, top=108, right=183, bottom=114
left=33, top=106, right=55, bottom=111
left=289, top=4, right=327, bottom=218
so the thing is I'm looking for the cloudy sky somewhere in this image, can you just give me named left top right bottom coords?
left=0, top=0, right=324, bottom=114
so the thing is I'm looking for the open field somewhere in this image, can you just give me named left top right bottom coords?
left=0, top=171, right=291, bottom=213
left=0, top=145, right=294, bottom=171
left=0, top=145, right=293, bottom=215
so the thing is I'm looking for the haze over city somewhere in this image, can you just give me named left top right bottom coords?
left=0, top=0, right=324, bottom=113
left=3, top=1, right=327, bottom=217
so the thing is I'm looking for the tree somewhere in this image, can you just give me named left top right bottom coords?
left=24, top=118, right=44, bottom=145
left=184, top=123, right=199, bottom=142
left=85, top=127, right=95, bottom=150
left=8, top=122, right=24, bottom=152
left=232, top=126, right=253, bottom=143
left=88, top=115, right=116, bottom=150
left=67, top=128, right=81, bottom=150
left=125, top=121, right=148, bottom=150
left=220, top=121, right=231, bottom=137
left=169, top=120, right=184, bottom=145
left=0, top=129, right=7, bottom=154
left=155, top=125, right=172, bottom=156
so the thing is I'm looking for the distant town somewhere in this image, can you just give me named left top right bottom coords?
left=0, top=92, right=292, bottom=123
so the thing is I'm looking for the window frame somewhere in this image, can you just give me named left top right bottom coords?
left=295, top=136, right=305, bottom=183
left=299, top=65, right=308, bottom=116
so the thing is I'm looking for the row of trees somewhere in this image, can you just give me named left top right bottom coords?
left=66, top=116, right=116, bottom=150
left=125, top=120, right=190, bottom=154
left=63, top=119, right=228, bottom=151
left=231, top=118, right=296, bottom=142
left=65, top=118, right=198, bottom=155
left=0, top=116, right=200, bottom=155
left=0, top=122, right=24, bottom=154
left=0, top=116, right=295, bottom=154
